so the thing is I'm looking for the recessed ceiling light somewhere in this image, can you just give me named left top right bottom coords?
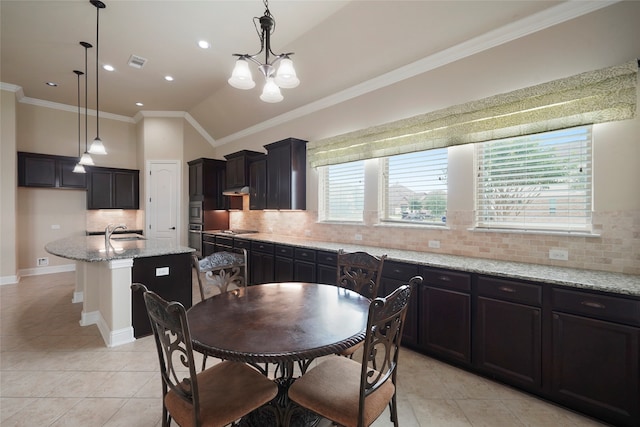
left=198, top=40, right=211, bottom=49
left=135, top=102, right=143, bottom=106
left=103, top=64, right=114, bottom=71
left=164, top=75, right=174, bottom=82
left=45, top=82, right=58, bottom=87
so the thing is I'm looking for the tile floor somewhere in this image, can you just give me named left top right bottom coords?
left=0, top=271, right=609, bottom=426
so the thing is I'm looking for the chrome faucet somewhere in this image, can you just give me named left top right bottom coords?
left=105, top=223, right=127, bottom=248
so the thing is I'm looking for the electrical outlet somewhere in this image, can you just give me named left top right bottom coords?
left=156, top=267, right=169, bottom=276
left=304, top=230, right=311, bottom=237
left=549, top=249, right=569, bottom=261
left=354, top=234, right=363, bottom=241
left=51, top=224, right=60, bottom=230
left=428, top=240, right=440, bottom=249
left=37, top=257, right=49, bottom=266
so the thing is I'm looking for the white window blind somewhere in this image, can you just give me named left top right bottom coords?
left=476, top=126, right=592, bottom=232
left=319, top=160, right=365, bottom=222
left=380, top=149, right=448, bottom=225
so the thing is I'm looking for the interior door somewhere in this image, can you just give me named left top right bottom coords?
left=147, top=160, right=179, bottom=243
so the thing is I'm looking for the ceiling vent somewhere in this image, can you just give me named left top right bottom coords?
left=128, top=54, right=147, bottom=69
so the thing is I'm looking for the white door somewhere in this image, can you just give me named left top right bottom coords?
left=146, top=160, right=180, bottom=243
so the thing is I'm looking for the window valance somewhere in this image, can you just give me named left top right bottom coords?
left=307, top=60, right=638, bottom=168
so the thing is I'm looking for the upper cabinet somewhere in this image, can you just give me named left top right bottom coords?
left=265, top=138, right=307, bottom=210
left=18, top=151, right=87, bottom=189
left=249, top=155, right=267, bottom=210
left=223, top=150, right=263, bottom=189
left=87, top=166, right=139, bottom=210
left=188, top=158, right=226, bottom=208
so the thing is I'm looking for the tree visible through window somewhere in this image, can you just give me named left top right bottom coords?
left=380, top=148, right=448, bottom=225
left=475, top=126, right=592, bottom=232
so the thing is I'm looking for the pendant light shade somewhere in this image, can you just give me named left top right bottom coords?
left=260, top=78, right=283, bottom=103
left=229, top=59, right=256, bottom=90
left=274, top=57, right=299, bottom=89
left=72, top=69, right=86, bottom=174
left=79, top=152, right=95, bottom=166
left=89, top=0, right=107, bottom=155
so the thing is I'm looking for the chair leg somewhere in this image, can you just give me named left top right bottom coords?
left=389, top=395, right=399, bottom=427
left=201, top=355, right=208, bottom=371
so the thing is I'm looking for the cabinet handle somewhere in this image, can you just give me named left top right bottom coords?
left=581, top=300, right=606, bottom=309
left=301, top=253, right=308, bottom=257
left=498, top=286, right=516, bottom=293
left=438, top=275, right=451, bottom=282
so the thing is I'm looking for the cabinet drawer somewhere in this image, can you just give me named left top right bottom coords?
left=234, top=238, right=251, bottom=249
left=478, top=276, right=542, bottom=306
left=295, top=248, right=316, bottom=262
left=275, top=245, right=294, bottom=257
left=383, top=261, right=419, bottom=281
left=202, top=234, right=215, bottom=243
left=215, top=236, right=233, bottom=247
left=317, top=250, right=337, bottom=266
left=422, top=268, right=471, bottom=292
left=251, top=241, right=274, bottom=253
left=552, top=288, right=640, bottom=327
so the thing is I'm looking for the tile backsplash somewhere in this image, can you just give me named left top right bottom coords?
left=231, top=209, right=640, bottom=275
left=86, top=210, right=145, bottom=233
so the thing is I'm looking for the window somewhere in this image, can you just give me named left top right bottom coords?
left=318, top=160, right=365, bottom=222
left=475, top=126, right=592, bottom=232
left=380, top=148, right=448, bottom=225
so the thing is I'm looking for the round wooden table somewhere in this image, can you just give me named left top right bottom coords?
left=187, top=282, right=371, bottom=426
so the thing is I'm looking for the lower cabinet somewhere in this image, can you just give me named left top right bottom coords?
left=474, top=276, right=542, bottom=390
left=381, top=261, right=420, bottom=347
left=294, top=248, right=316, bottom=282
left=274, top=244, right=294, bottom=282
left=250, top=241, right=274, bottom=284
left=202, top=234, right=215, bottom=256
left=419, top=267, right=471, bottom=366
left=316, top=250, right=337, bottom=284
left=551, top=288, right=640, bottom=427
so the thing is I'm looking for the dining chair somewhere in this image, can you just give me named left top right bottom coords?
left=336, top=249, right=387, bottom=360
left=192, top=248, right=248, bottom=301
left=287, top=276, right=422, bottom=427
left=131, top=283, right=278, bottom=427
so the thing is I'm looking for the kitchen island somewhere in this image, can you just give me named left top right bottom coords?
left=46, top=234, right=194, bottom=347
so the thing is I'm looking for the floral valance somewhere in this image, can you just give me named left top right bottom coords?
left=308, top=60, right=638, bottom=168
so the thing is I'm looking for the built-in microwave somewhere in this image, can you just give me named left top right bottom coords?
left=189, top=201, right=203, bottom=224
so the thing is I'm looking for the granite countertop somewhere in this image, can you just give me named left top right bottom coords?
left=45, top=234, right=195, bottom=262
left=208, top=231, right=640, bottom=297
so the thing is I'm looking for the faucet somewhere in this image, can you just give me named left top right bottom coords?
left=105, top=223, right=127, bottom=248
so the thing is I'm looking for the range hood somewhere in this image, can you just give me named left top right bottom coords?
left=222, top=186, right=249, bottom=196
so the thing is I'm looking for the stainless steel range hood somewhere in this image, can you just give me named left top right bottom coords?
left=222, top=186, right=249, bottom=196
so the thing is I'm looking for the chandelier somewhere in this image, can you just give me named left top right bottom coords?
left=228, top=0, right=299, bottom=103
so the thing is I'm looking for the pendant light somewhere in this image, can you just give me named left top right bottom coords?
left=79, top=41, right=94, bottom=166
left=72, top=70, right=86, bottom=174
left=88, top=0, right=107, bottom=155
left=228, top=0, right=299, bottom=103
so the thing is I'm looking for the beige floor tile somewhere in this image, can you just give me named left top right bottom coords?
left=102, top=397, right=162, bottom=427
left=48, top=397, right=127, bottom=427
left=456, top=399, right=525, bottom=427
left=1, top=397, right=82, bottom=426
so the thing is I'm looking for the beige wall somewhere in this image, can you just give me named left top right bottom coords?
left=1, top=89, right=18, bottom=283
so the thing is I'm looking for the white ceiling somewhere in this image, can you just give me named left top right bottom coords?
left=2, top=1, right=607, bottom=146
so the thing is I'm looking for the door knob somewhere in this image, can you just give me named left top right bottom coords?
left=170, top=227, right=176, bottom=230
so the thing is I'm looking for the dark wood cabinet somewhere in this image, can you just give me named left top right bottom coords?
left=87, top=166, right=139, bottom=209
left=215, top=235, right=233, bottom=252
left=250, top=241, right=274, bottom=284
left=249, top=156, right=267, bottom=210
left=202, top=234, right=216, bottom=256
left=419, top=268, right=471, bottom=366
left=131, top=253, right=192, bottom=338
left=381, top=261, right=420, bottom=347
left=18, top=151, right=86, bottom=189
left=475, top=277, right=542, bottom=390
left=224, top=150, right=263, bottom=189
left=274, top=244, right=294, bottom=282
left=294, top=248, right=316, bottom=282
left=550, top=288, right=640, bottom=427
left=316, top=250, right=338, bottom=285
left=265, top=138, right=307, bottom=210
left=188, top=158, right=226, bottom=208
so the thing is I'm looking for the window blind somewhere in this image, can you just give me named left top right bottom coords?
left=319, top=161, right=365, bottom=222
left=475, top=126, right=592, bottom=232
left=308, top=61, right=636, bottom=168
left=380, top=149, right=448, bottom=224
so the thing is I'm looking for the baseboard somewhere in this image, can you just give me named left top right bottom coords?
left=0, top=274, right=20, bottom=286
left=19, top=264, right=76, bottom=277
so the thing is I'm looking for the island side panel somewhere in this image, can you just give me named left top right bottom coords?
left=131, top=252, right=192, bottom=338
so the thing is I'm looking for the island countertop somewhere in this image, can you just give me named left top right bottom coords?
left=45, top=234, right=195, bottom=262
left=205, top=231, right=640, bottom=297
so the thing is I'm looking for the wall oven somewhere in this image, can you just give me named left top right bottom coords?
left=188, top=223, right=203, bottom=257
left=189, top=201, right=203, bottom=224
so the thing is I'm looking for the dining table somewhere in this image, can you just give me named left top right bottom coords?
left=187, top=282, right=371, bottom=427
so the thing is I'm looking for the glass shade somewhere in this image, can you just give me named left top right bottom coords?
left=274, top=58, right=300, bottom=89
left=228, top=59, right=256, bottom=90
left=79, top=152, right=94, bottom=166
left=72, top=163, right=86, bottom=174
left=260, top=78, right=283, bottom=103
left=88, top=137, right=107, bottom=155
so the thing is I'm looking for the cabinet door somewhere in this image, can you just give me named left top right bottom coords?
left=58, top=158, right=87, bottom=188
left=274, top=256, right=294, bottom=282
left=382, top=278, right=419, bottom=347
left=226, top=156, right=243, bottom=188
left=20, top=155, right=56, bottom=187
left=294, top=261, right=316, bottom=283
left=249, top=158, right=266, bottom=210
left=266, top=145, right=284, bottom=209
left=87, top=170, right=113, bottom=208
left=420, top=286, right=471, bottom=365
left=552, top=312, right=640, bottom=426
left=476, top=297, right=541, bottom=389
left=251, top=252, right=274, bottom=284
left=113, top=171, right=139, bottom=209
left=189, top=161, right=203, bottom=198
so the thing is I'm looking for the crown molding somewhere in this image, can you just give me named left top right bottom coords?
left=18, top=95, right=134, bottom=123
